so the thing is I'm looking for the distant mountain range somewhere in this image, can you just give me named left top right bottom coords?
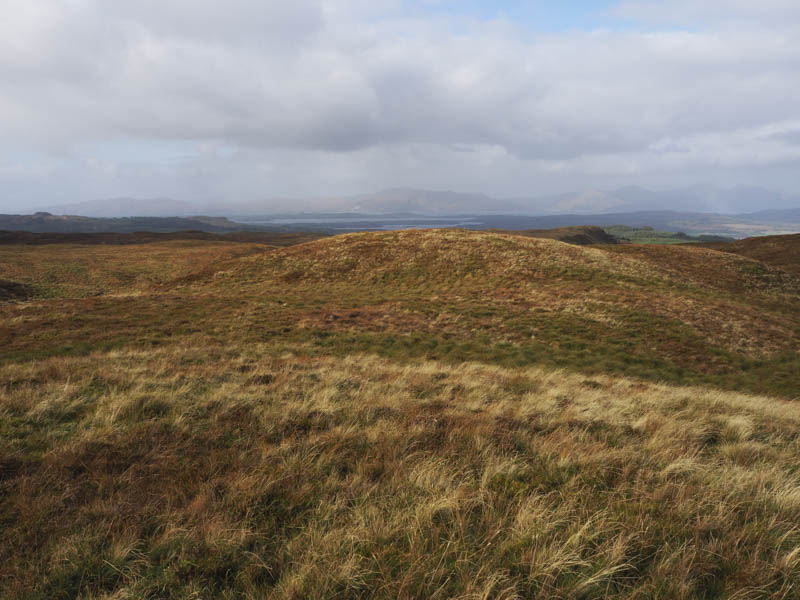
left=32, top=184, right=800, bottom=218
left=35, top=189, right=521, bottom=217
left=344, top=189, right=523, bottom=215
left=5, top=184, right=797, bottom=239
left=510, top=184, right=800, bottom=215
left=3, top=207, right=800, bottom=239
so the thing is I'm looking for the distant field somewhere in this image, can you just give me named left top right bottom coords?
left=1, top=229, right=800, bottom=598
left=603, top=225, right=734, bottom=245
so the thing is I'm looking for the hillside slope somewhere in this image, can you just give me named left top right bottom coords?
left=0, top=240, right=268, bottom=299
left=2, top=229, right=800, bottom=598
left=3, top=228, right=796, bottom=396
left=487, top=225, right=619, bottom=245
left=699, top=233, right=800, bottom=276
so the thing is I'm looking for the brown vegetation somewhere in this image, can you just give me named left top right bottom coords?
left=1, top=228, right=800, bottom=597
left=3, top=348, right=800, bottom=598
left=700, top=233, right=800, bottom=276
left=488, top=225, right=619, bottom=245
left=0, top=279, right=32, bottom=301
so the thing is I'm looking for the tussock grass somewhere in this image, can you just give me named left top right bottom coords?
left=3, top=346, right=800, bottom=598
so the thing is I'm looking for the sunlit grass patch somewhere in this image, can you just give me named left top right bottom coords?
left=3, top=347, right=800, bottom=598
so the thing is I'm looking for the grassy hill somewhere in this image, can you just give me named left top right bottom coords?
left=487, top=225, right=620, bottom=245
left=2, top=229, right=800, bottom=598
left=699, top=233, right=800, bottom=277
left=603, top=225, right=735, bottom=244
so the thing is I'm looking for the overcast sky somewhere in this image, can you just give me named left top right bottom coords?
left=1, top=0, right=800, bottom=211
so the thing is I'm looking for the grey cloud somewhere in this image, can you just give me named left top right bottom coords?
left=615, top=0, right=800, bottom=25
left=1, top=0, right=800, bottom=207
left=104, top=0, right=325, bottom=51
left=3, top=1, right=800, bottom=159
left=766, top=129, right=800, bottom=146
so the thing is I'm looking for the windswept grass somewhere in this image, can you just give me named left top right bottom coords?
left=1, top=229, right=800, bottom=597
left=2, top=347, right=800, bottom=598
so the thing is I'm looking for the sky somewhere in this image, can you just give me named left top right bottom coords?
left=1, top=0, right=800, bottom=212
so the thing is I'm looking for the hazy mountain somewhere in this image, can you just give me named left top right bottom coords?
left=344, top=188, right=522, bottom=215
left=219, top=189, right=523, bottom=216
left=256, top=184, right=800, bottom=216
left=36, top=190, right=521, bottom=218
left=513, top=185, right=800, bottom=215
left=29, top=184, right=800, bottom=218
left=510, top=189, right=638, bottom=214
left=741, top=208, right=800, bottom=221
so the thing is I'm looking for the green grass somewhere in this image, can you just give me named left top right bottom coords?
left=605, top=225, right=736, bottom=245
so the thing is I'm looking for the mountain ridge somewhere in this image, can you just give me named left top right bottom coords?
left=4, top=207, right=800, bottom=239
left=30, top=184, right=800, bottom=218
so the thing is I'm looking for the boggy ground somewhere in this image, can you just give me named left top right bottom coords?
left=1, top=228, right=800, bottom=598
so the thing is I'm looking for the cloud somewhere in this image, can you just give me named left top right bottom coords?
left=765, top=127, right=800, bottom=147
left=0, top=0, right=799, bottom=206
left=615, top=0, right=800, bottom=26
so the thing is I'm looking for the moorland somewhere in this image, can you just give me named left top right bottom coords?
left=1, top=227, right=799, bottom=598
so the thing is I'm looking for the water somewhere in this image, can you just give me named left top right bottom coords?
left=245, top=217, right=483, bottom=230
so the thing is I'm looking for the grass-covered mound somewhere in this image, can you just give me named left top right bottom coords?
left=700, top=233, right=800, bottom=277
left=1, top=229, right=799, bottom=398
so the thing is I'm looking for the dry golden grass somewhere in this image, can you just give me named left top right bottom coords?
left=0, top=240, right=266, bottom=299
left=2, top=345, right=800, bottom=598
